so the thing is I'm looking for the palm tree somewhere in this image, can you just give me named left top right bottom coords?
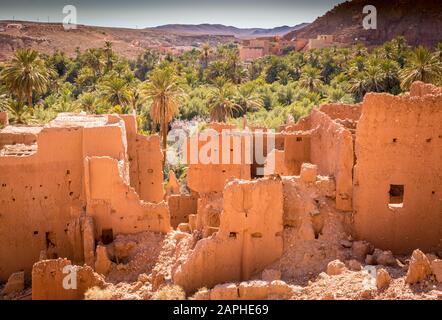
left=4, top=100, right=31, bottom=124
left=364, top=64, right=385, bottom=93
left=103, top=41, right=113, bottom=71
left=349, top=72, right=368, bottom=102
left=400, top=46, right=442, bottom=89
left=200, top=43, right=211, bottom=69
left=83, top=49, right=105, bottom=76
left=0, top=48, right=53, bottom=107
left=299, top=66, right=323, bottom=92
left=380, top=60, right=400, bottom=93
left=78, top=92, right=98, bottom=113
left=325, top=87, right=354, bottom=104
left=207, top=82, right=240, bottom=122
left=0, top=85, right=10, bottom=111
left=236, top=85, right=263, bottom=116
left=99, top=78, right=131, bottom=106
left=142, top=67, right=184, bottom=153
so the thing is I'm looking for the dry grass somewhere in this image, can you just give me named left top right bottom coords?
left=151, top=285, right=186, bottom=300
left=84, top=286, right=115, bottom=300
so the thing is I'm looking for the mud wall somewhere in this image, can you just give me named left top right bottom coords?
left=0, top=112, right=7, bottom=127
left=0, top=121, right=129, bottom=281
left=320, top=103, right=362, bottom=121
left=168, top=194, right=198, bottom=229
left=32, top=258, right=104, bottom=300
left=173, top=177, right=283, bottom=293
left=353, top=91, right=442, bottom=254
left=0, top=127, right=86, bottom=281
left=0, top=129, right=39, bottom=149
left=85, top=156, right=171, bottom=240
left=309, top=110, right=354, bottom=211
left=409, top=81, right=442, bottom=97
left=120, top=115, right=164, bottom=203
left=283, top=133, right=311, bottom=175
left=185, top=131, right=251, bottom=193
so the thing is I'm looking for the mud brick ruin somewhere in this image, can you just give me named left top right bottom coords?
left=0, top=81, right=441, bottom=299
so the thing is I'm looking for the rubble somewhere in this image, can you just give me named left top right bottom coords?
left=431, top=260, right=442, bottom=283
left=327, top=260, right=347, bottom=276
left=1, top=271, right=25, bottom=295
left=406, top=249, right=432, bottom=284
left=376, top=268, right=391, bottom=290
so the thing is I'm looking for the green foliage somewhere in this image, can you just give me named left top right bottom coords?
left=0, top=37, right=441, bottom=132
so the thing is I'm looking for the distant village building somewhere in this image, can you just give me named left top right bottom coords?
left=306, top=34, right=336, bottom=50
left=6, top=23, right=23, bottom=30
left=239, top=37, right=301, bottom=62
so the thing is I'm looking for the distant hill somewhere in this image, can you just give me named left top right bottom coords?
left=150, top=23, right=309, bottom=39
left=0, top=21, right=236, bottom=61
left=284, top=0, right=442, bottom=47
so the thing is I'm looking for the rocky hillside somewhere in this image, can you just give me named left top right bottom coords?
left=284, top=0, right=442, bottom=47
left=0, top=21, right=236, bottom=61
left=151, top=23, right=309, bottom=39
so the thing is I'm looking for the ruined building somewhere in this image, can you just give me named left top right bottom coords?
left=0, top=81, right=441, bottom=299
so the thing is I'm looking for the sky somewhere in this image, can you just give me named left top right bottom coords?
left=0, top=0, right=346, bottom=29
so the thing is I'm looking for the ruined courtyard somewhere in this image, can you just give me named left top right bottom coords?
left=0, top=81, right=441, bottom=300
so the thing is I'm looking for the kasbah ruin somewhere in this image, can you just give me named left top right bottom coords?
left=0, top=81, right=441, bottom=300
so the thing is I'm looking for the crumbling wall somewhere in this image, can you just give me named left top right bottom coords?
left=173, top=177, right=284, bottom=293
left=120, top=115, right=164, bottom=203
left=0, top=126, right=40, bottom=149
left=185, top=131, right=251, bottom=193
left=409, top=81, right=442, bottom=97
left=282, top=115, right=311, bottom=132
left=168, top=194, right=198, bottom=229
left=85, top=156, right=171, bottom=241
left=195, top=192, right=223, bottom=233
left=283, top=133, right=311, bottom=175
left=0, top=127, right=86, bottom=282
left=0, top=112, right=9, bottom=127
left=353, top=91, right=442, bottom=254
left=32, top=258, right=105, bottom=300
left=273, top=173, right=352, bottom=281
left=0, top=114, right=157, bottom=282
left=320, top=103, right=362, bottom=122
left=263, top=150, right=290, bottom=176
left=309, top=110, right=354, bottom=211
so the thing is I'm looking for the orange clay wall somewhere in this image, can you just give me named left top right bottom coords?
left=168, top=194, right=198, bottom=228
left=120, top=115, right=164, bottom=203
left=283, top=133, right=311, bottom=175
left=0, top=127, right=91, bottom=281
left=0, top=112, right=8, bottom=127
left=319, top=103, right=362, bottom=122
left=173, top=177, right=283, bottom=293
left=309, top=109, right=354, bottom=211
left=0, top=115, right=166, bottom=281
left=185, top=131, right=251, bottom=193
left=84, top=156, right=171, bottom=238
left=0, top=128, right=39, bottom=149
left=353, top=90, right=442, bottom=254
left=279, top=110, right=354, bottom=211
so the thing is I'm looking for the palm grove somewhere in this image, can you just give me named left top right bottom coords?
left=1, top=38, right=442, bottom=150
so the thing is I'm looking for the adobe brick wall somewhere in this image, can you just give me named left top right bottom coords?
left=353, top=91, right=442, bottom=253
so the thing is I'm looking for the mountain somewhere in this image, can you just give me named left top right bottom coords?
left=0, top=21, right=236, bottom=61
left=150, top=23, right=309, bottom=39
left=284, top=0, right=442, bottom=47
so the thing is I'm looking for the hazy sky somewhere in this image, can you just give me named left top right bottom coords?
left=0, top=0, right=345, bottom=29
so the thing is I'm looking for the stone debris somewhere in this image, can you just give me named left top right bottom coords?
left=376, top=268, right=391, bottom=290
left=1, top=271, right=25, bottom=295
left=327, top=260, right=347, bottom=276
left=406, top=249, right=432, bottom=284
left=431, top=260, right=442, bottom=283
